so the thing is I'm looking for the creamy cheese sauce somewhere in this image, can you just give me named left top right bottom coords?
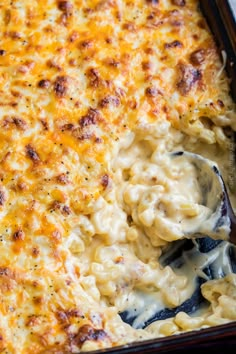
left=111, top=130, right=236, bottom=329
left=0, top=0, right=236, bottom=353
left=123, top=240, right=234, bottom=330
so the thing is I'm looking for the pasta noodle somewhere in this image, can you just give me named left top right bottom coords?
left=0, top=0, right=235, bottom=352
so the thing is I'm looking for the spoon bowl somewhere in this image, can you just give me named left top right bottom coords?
left=170, top=151, right=236, bottom=245
left=119, top=151, right=236, bottom=330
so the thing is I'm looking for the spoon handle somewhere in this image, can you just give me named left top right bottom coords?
left=224, top=188, right=236, bottom=245
left=228, top=203, right=236, bottom=245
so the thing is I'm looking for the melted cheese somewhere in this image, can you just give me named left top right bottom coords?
left=0, top=0, right=236, bottom=353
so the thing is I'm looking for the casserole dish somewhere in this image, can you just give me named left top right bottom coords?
left=86, top=1, right=236, bottom=353
left=0, top=1, right=235, bottom=353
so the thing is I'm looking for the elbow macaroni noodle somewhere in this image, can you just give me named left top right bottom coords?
left=77, top=123, right=236, bottom=347
left=0, top=0, right=235, bottom=352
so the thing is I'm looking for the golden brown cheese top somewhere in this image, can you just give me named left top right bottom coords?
left=0, top=0, right=235, bottom=353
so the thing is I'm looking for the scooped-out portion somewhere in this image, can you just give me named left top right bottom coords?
left=0, top=0, right=235, bottom=353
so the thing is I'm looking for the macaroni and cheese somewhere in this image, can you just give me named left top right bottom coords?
left=0, top=0, right=235, bottom=353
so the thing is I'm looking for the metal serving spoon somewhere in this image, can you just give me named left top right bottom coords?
left=170, top=151, right=236, bottom=245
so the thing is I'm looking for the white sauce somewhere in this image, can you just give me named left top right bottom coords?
left=111, top=130, right=236, bottom=330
